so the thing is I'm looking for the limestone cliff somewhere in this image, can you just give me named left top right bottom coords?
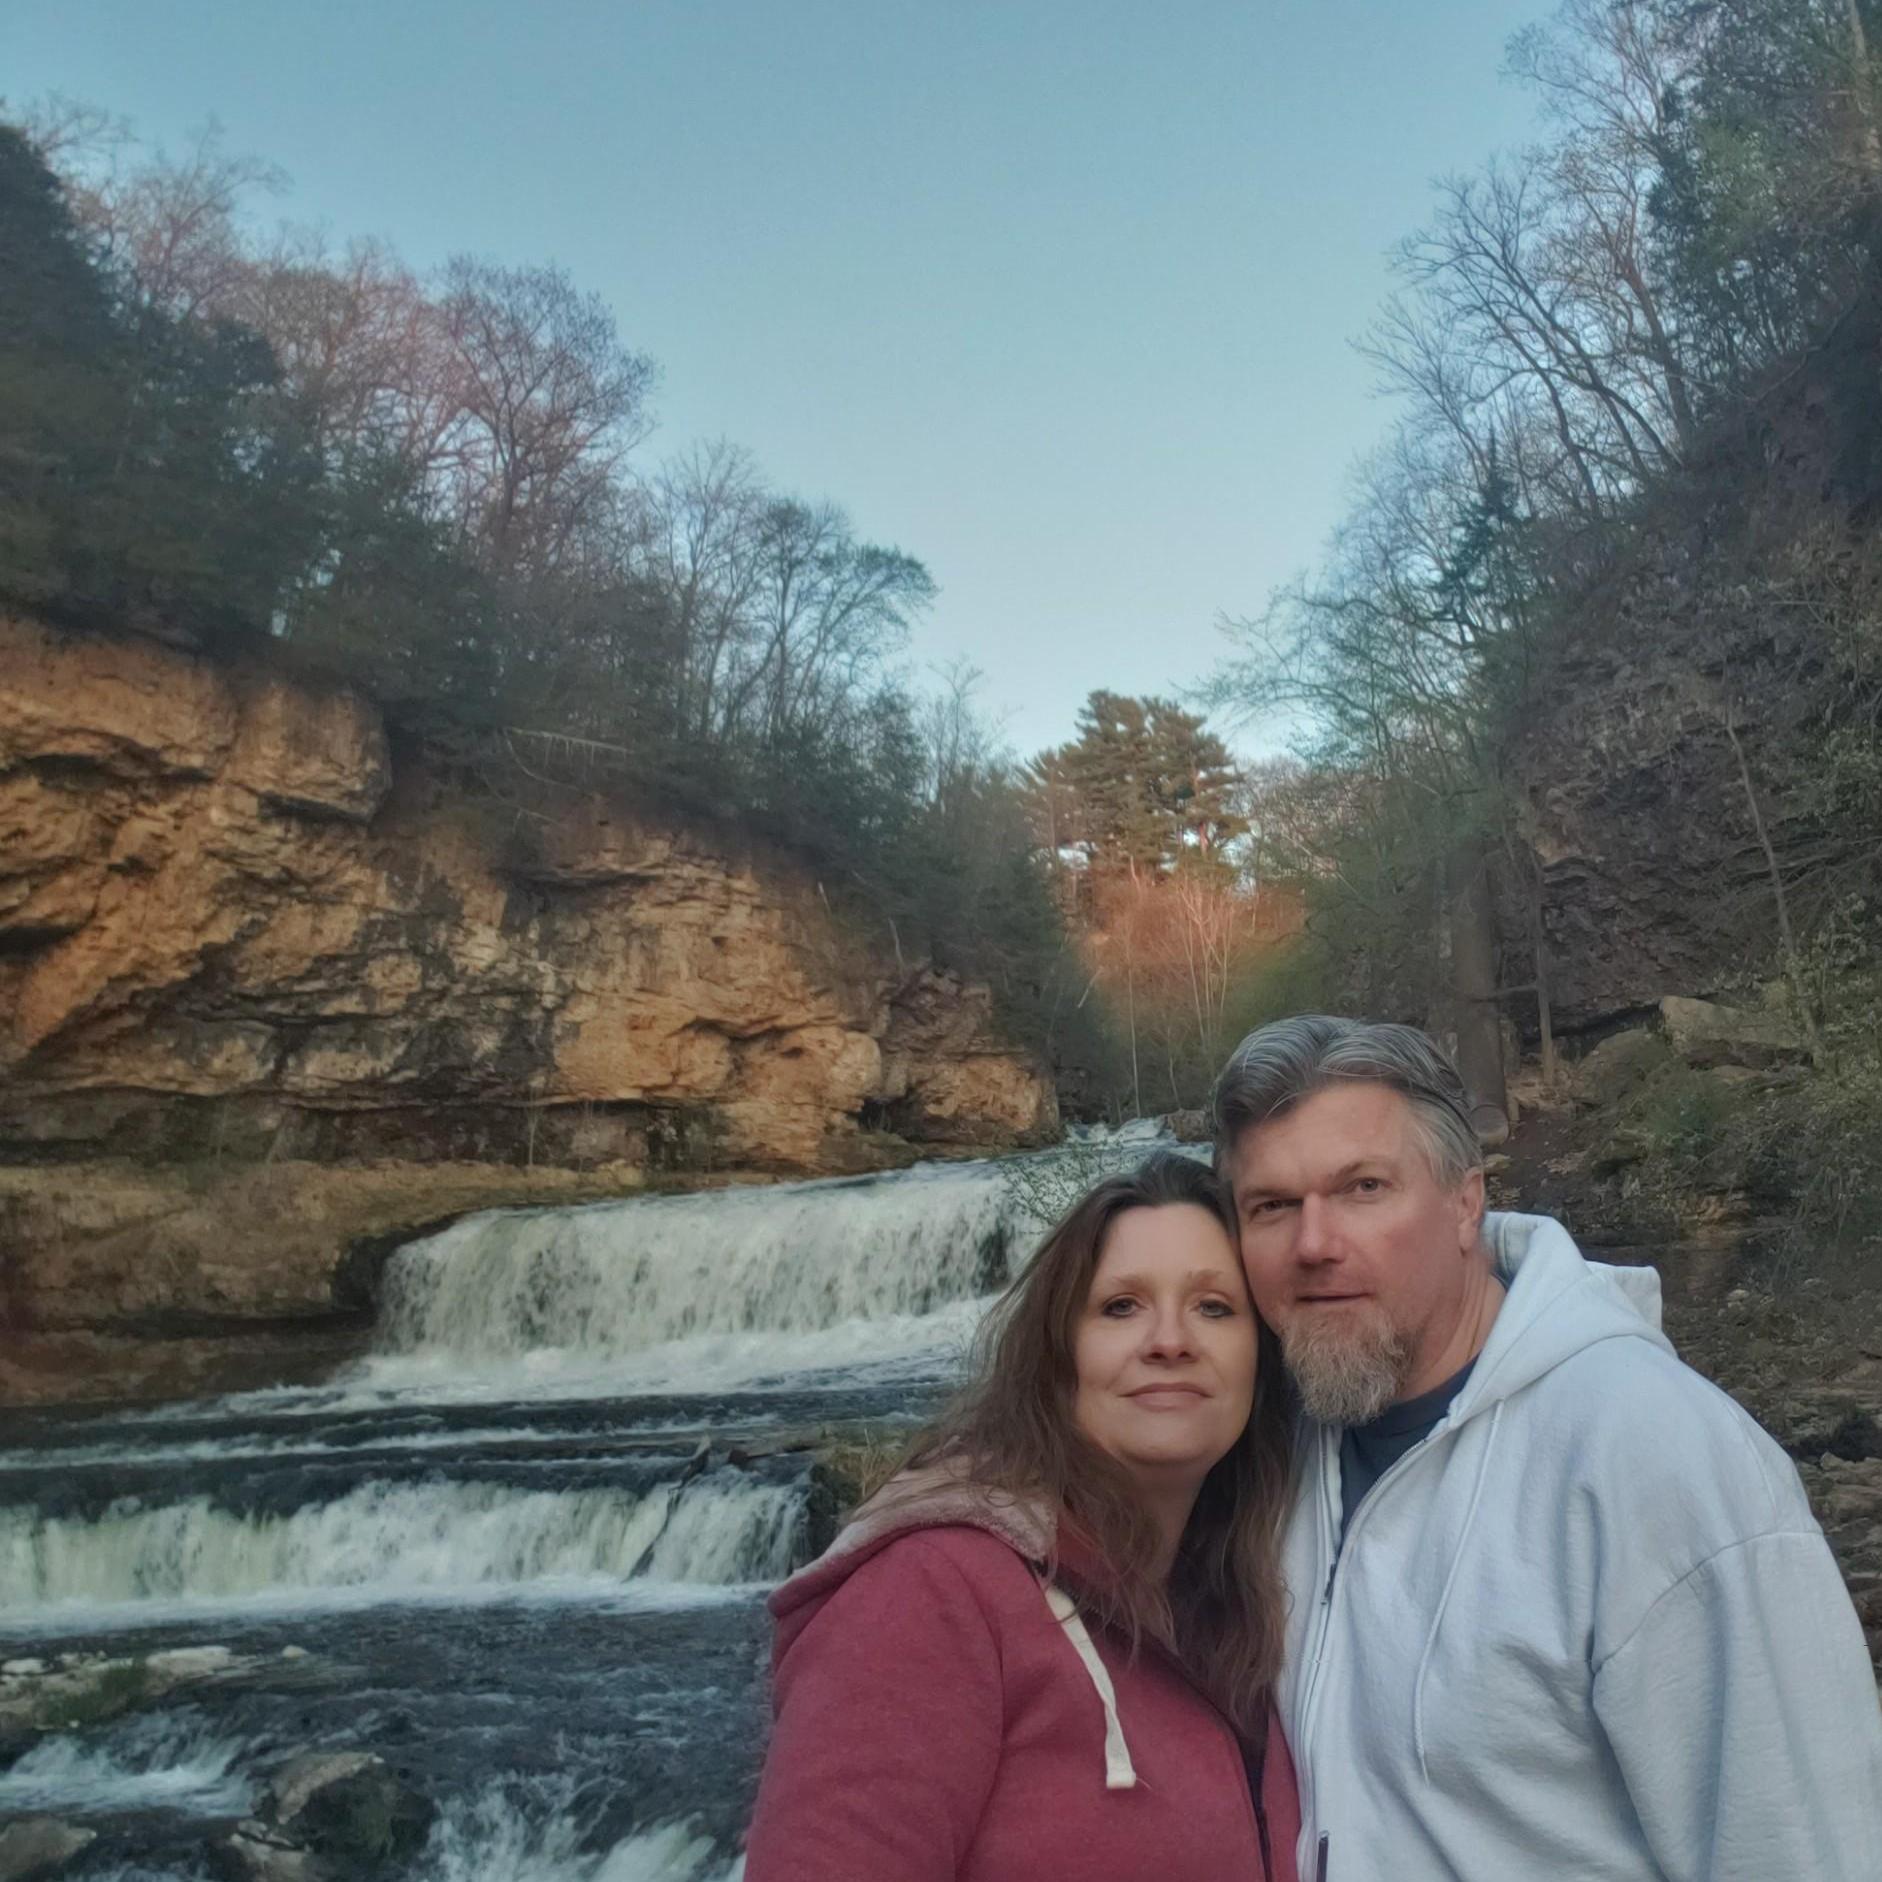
left=0, top=616, right=1056, bottom=1403
left=0, top=614, right=1055, bottom=1168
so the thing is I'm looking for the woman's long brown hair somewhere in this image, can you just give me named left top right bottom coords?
left=901, top=1148, right=1294, bottom=1738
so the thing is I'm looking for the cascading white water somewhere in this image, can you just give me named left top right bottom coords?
left=2, top=1144, right=1139, bottom=1880
left=411, top=1788, right=745, bottom=1882
left=0, top=1474, right=800, bottom=1613
left=77, top=1808, right=744, bottom=1882
left=372, top=1160, right=1021, bottom=1374
left=0, top=1713, right=252, bottom=1816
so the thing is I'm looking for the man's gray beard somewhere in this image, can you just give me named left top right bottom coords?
left=1281, top=1306, right=1413, bottom=1426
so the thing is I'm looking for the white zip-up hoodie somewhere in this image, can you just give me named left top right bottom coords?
left=1277, top=1210, right=1882, bottom=1882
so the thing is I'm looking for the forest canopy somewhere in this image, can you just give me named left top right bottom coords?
left=0, top=106, right=1104, bottom=1075
left=1211, top=0, right=1882, bottom=1128
left=10, top=0, right=1882, bottom=1140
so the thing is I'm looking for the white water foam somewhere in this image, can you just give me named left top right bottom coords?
left=0, top=1422, right=672, bottom=1474
left=416, top=1789, right=741, bottom=1882
left=0, top=1474, right=800, bottom=1614
left=2, top=1575, right=752, bottom=1643
left=0, top=1713, right=251, bottom=1816
left=80, top=1822, right=741, bottom=1882
left=344, top=1290, right=991, bottom=1407
left=371, top=1161, right=1019, bottom=1372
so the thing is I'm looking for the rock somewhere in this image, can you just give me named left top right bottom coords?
left=213, top=1824, right=331, bottom=1882
left=0, top=1819, right=95, bottom=1882
left=222, top=677, right=389, bottom=822
left=1657, top=996, right=1804, bottom=1069
left=1588, top=1124, right=1655, bottom=1176
left=0, top=1645, right=324, bottom=1737
left=1572, top=1028, right=1665, bottom=1107
left=0, top=615, right=1057, bottom=1401
left=0, top=619, right=1051, bottom=1163
left=1505, top=508, right=1869, bottom=1034
left=1806, top=1457, right=1882, bottom=1530
left=263, top=1750, right=435, bottom=1869
left=0, top=1653, right=150, bottom=1734
left=1165, top=1108, right=1210, bottom=1143
left=145, top=1645, right=235, bottom=1679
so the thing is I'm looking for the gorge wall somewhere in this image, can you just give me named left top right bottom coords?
left=1507, top=338, right=1882, bottom=1039
left=0, top=614, right=1057, bottom=1401
left=0, top=613, right=1056, bottom=1166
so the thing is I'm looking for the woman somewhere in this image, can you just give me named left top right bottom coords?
left=745, top=1150, right=1300, bottom=1882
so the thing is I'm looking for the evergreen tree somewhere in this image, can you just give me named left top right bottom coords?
left=0, top=123, right=322, bottom=642
left=1034, top=691, right=1244, bottom=879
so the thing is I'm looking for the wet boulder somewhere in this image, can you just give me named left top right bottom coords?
left=263, top=1750, right=435, bottom=1870
left=0, top=1819, right=95, bottom=1882
left=213, top=1824, right=329, bottom=1882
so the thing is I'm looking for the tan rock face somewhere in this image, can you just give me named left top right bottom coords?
left=0, top=1158, right=662, bottom=1404
left=0, top=615, right=1056, bottom=1173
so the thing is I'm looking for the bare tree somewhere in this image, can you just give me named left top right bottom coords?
left=729, top=498, right=935, bottom=750
left=36, top=116, right=285, bottom=320
left=638, top=440, right=768, bottom=741
left=920, top=659, right=1005, bottom=816
left=433, top=256, right=656, bottom=577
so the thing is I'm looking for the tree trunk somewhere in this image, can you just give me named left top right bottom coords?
left=1125, top=929, right=1143, bottom=1119
left=1447, top=837, right=1510, bottom=1146
left=1723, top=711, right=1825, bottom=1067
left=1522, top=849, right=1558, bottom=1089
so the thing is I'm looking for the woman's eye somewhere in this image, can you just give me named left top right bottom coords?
left=1100, top=1297, right=1137, bottom=1318
left=1197, top=1298, right=1237, bottom=1319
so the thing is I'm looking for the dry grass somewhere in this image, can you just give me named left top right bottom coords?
left=816, top=1425, right=916, bottom=1515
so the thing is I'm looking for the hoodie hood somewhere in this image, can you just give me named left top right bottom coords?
left=769, top=1461, right=1056, bottom=1645
left=1447, top=1211, right=1672, bottom=1427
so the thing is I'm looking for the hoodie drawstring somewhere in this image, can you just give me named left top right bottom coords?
left=1042, top=1582, right=1139, bottom=1790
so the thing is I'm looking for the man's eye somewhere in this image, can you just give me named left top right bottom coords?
left=1352, top=1177, right=1383, bottom=1195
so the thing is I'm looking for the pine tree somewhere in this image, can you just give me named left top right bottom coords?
left=1032, top=691, right=1244, bottom=881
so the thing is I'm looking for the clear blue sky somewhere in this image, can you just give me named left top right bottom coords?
left=8, top=0, right=1546, bottom=757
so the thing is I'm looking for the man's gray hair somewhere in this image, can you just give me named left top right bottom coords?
left=1211, top=1015, right=1484, bottom=1189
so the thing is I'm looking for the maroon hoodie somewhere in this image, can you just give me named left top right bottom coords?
left=745, top=1474, right=1301, bottom=1882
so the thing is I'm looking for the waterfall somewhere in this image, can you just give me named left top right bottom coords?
left=365, top=1159, right=1023, bottom=1389
left=0, top=1146, right=1121, bottom=1881
left=407, top=1788, right=744, bottom=1882
left=0, top=1712, right=252, bottom=1816
left=0, top=1471, right=801, bottom=1614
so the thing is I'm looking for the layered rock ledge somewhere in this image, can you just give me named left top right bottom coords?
left=0, top=615, right=1057, bottom=1403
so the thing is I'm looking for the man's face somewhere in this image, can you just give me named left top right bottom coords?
left=1227, top=1082, right=1484, bottom=1422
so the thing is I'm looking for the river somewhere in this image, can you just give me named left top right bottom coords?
left=0, top=1150, right=1079, bottom=1878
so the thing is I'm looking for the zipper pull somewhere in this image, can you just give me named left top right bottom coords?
left=1322, top=1556, right=1337, bottom=1604
left=1316, top=1832, right=1330, bottom=1881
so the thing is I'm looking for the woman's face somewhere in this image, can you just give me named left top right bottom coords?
left=1071, top=1202, right=1259, bottom=1489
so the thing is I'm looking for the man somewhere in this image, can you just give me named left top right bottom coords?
left=1213, top=1014, right=1882, bottom=1882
